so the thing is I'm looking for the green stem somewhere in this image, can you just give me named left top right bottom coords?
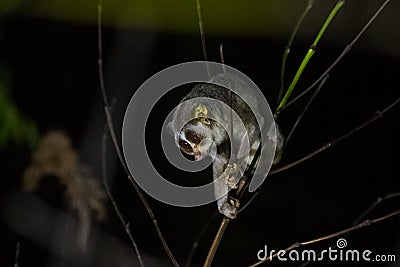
left=277, top=0, right=345, bottom=112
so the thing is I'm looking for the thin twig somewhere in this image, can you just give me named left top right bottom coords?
left=185, top=211, right=218, bottom=267
left=220, top=43, right=227, bottom=73
left=249, top=209, right=400, bottom=266
left=353, top=192, right=400, bottom=226
left=203, top=217, right=230, bottom=267
left=238, top=191, right=260, bottom=214
left=270, top=96, right=400, bottom=176
left=97, top=2, right=179, bottom=266
left=102, top=125, right=145, bottom=267
left=14, top=242, right=21, bottom=267
left=196, top=0, right=210, bottom=78
left=285, top=74, right=328, bottom=145
left=97, top=3, right=109, bottom=109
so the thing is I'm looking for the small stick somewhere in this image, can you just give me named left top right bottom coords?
left=203, top=217, right=230, bottom=267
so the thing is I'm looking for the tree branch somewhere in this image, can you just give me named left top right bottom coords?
left=97, top=2, right=179, bottom=266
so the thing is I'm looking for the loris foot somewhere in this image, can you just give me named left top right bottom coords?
left=220, top=197, right=240, bottom=219
left=223, top=163, right=239, bottom=189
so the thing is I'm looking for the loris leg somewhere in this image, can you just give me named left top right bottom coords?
left=213, top=154, right=241, bottom=219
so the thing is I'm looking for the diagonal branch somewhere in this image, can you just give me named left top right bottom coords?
left=186, top=211, right=218, bottom=267
left=203, top=217, right=230, bottom=267
left=270, top=96, right=400, bottom=176
left=97, top=2, right=179, bottom=266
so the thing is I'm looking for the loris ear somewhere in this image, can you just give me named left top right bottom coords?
left=194, top=105, right=211, bottom=125
left=258, top=116, right=264, bottom=129
left=166, top=121, right=175, bottom=136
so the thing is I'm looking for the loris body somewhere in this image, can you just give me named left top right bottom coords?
left=168, top=73, right=283, bottom=219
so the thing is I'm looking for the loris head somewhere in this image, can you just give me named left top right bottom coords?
left=168, top=103, right=227, bottom=161
left=175, top=118, right=216, bottom=161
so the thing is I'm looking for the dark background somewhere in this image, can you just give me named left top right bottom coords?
left=1, top=1, right=399, bottom=266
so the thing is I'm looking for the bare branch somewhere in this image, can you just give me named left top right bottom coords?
left=353, top=192, right=400, bottom=226
left=203, top=217, right=230, bottom=267
left=102, top=125, right=145, bottom=267
left=270, top=96, right=400, bottom=176
left=186, top=211, right=218, bottom=267
left=97, top=2, right=179, bottom=266
left=284, top=74, right=328, bottom=145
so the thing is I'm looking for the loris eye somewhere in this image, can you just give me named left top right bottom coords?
left=179, top=139, right=192, bottom=152
left=188, top=133, right=201, bottom=144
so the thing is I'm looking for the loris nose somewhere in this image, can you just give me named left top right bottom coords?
left=192, top=146, right=202, bottom=160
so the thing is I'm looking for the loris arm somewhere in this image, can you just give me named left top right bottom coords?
left=213, top=153, right=239, bottom=219
left=212, top=134, right=251, bottom=219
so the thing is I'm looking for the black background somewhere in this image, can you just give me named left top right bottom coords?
left=1, top=2, right=399, bottom=266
